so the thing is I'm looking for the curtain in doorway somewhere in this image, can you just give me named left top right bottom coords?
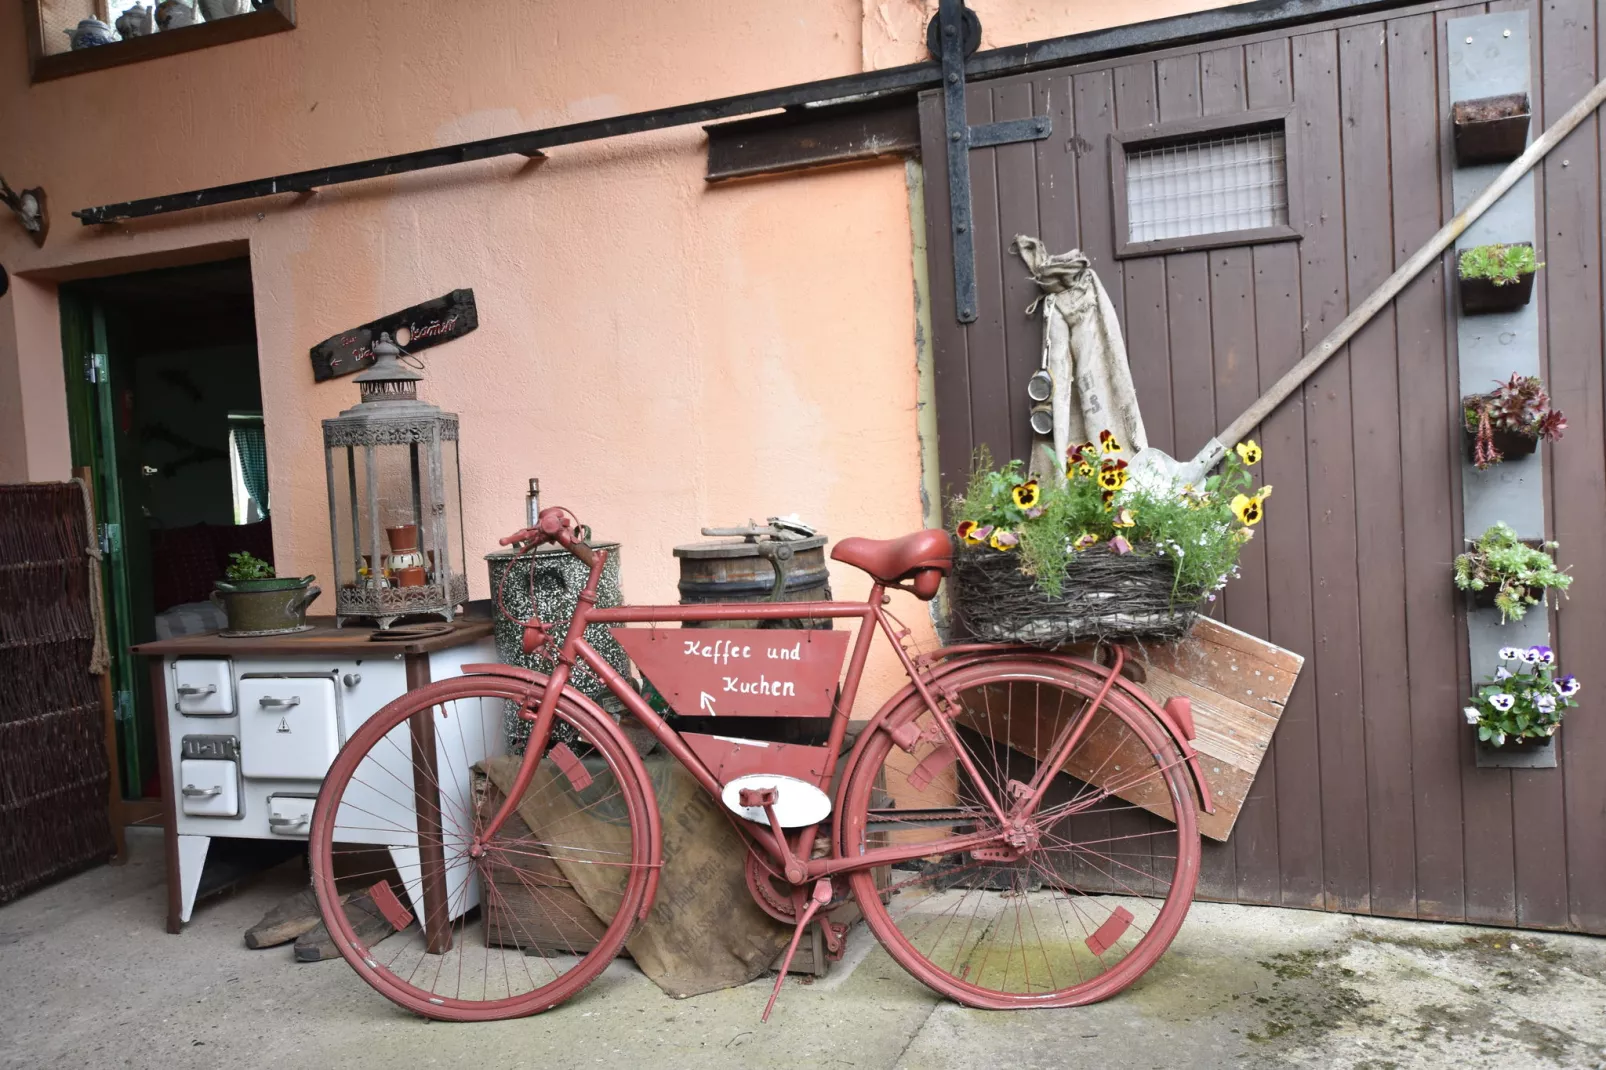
left=233, top=424, right=269, bottom=515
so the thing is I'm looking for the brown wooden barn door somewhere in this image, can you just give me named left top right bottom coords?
left=918, top=0, right=1606, bottom=937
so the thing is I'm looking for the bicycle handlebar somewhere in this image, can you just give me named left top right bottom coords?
left=499, top=507, right=596, bottom=568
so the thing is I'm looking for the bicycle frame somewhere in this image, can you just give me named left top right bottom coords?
left=475, top=537, right=1038, bottom=885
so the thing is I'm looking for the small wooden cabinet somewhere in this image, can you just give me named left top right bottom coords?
left=134, top=617, right=494, bottom=933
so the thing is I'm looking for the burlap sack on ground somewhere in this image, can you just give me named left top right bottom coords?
left=480, top=752, right=791, bottom=998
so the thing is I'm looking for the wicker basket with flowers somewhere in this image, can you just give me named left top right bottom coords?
left=949, top=432, right=1271, bottom=646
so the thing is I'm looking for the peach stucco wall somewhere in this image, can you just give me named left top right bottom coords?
left=0, top=0, right=1242, bottom=709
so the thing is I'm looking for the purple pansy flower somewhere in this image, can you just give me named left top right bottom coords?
left=1489, top=693, right=1516, bottom=712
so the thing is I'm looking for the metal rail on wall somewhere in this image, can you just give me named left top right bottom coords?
left=71, top=0, right=1414, bottom=322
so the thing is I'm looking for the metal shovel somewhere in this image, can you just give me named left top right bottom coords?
left=1127, top=74, right=1606, bottom=492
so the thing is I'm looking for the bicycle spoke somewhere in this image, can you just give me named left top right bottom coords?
left=845, top=662, right=1199, bottom=1009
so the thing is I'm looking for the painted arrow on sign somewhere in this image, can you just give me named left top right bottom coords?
left=699, top=691, right=717, bottom=715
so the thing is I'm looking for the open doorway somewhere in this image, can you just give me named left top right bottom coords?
left=61, top=258, right=265, bottom=802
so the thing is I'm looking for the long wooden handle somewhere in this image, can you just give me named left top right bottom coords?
left=1216, top=76, right=1606, bottom=450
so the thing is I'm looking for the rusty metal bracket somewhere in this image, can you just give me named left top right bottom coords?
left=930, top=0, right=1051, bottom=323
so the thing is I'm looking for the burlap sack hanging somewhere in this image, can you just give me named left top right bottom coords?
left=1012, top=236, right=1148, bottom=482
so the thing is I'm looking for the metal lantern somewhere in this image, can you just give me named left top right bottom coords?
left=322, top=333, right=468, bottom=628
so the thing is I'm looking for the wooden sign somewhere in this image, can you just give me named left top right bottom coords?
left=612, top=628, right=849, bottom=719
left=310, top=289, right=478, bottom=382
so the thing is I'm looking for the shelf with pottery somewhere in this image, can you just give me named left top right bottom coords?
left=23, top=0, right=295, bottom=83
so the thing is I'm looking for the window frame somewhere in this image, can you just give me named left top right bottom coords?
left=1109, top=105, right=1303, bottom=259
left=23, top=0, right=295, bottom=84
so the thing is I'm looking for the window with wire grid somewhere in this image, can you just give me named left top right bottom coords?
left=1113, top=116, right=1298, bottom=256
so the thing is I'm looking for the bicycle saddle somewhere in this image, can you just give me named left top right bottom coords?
left=830, top=530, right=952, bottom=599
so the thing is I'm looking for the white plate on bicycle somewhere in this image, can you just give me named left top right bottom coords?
left=722, top=774, right=832, bottom=828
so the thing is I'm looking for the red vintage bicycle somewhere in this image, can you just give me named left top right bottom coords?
left=309, top=506, right=1210, bottom=1021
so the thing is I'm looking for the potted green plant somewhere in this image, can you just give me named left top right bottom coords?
left=1453, top=522, right=1572, bottom=623
left=1452, top=92, right=1531, bottom=166
left=948, top=433, right=1268, bottom=644
left=1464, top=373, right=1567, bottom=468
left=1457, top=242, right=1541, bottom=314
left=1464, top=644, right=1579, bottom=751
left=212, top=551, right=320, bottom=636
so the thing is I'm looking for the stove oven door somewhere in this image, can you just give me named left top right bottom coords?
left=237, top=675, right=341, bottom=780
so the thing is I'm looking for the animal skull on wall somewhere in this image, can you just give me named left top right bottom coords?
left=0, top=176, right=48, bottom=248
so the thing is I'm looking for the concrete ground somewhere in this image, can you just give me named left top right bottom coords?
left=4, top=828, right=1605, bottom=1070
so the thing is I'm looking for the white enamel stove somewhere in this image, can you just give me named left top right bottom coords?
left=157, top=631, right=495, bottom=930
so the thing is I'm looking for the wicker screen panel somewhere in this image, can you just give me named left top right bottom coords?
left=0, top=483, right=113, bottom=904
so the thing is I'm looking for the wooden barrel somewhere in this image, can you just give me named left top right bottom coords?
left=672, top=534, right=832, bottom=630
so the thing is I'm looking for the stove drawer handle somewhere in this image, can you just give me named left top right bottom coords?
left=176, top=684, right=218, bottom=697
left=258, top=695, right=302, bottom=709
left=182, top=784, right=223, bottom=798
left=270, top=814, right=310, bottom=830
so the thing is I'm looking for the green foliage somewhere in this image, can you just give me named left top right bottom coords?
left=224, top=551, right=276, bottom=581
left=951, top=436, right=1269, bottom=601
left=1453, top=522, right=1571, bottom=623
left=1465, top=646, right=1578, bottom=745
left=1458, top=242, right=1542, bottom=286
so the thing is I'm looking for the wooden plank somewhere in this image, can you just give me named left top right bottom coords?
left=1202, top=46, right=1249, bottom=116
left=310, top=289, right=479, bottom=382
left=1254, top=234, right=1323, bottom=906
left=1437, top=4, right=1516, bottom=930
left=1113, top=62, right=1164, bottom=459
left=703, top=98, right=920, bottom=183
left=1071, top=69, right=1124, bottom=314
left=1543, top=0, right=1606, bottom=934
left=918, top=90, right=975, bottom=500
left=1122, top=257, right=1174, bottom=455
left=965, top=86, right=1014, bottom=464
left=1295, top=29, right=1369, bottom=912
left=992, top=80, right=1046, bottom=464
left=1031, top=75, right=1079, bottom=255
left=1166, top=254, right=1216, bottom=464
left=1388, top=9, right=1466, bottom=923
left=1338, top=22, right=1416, bottom=921
left=131, top=617, right=494, bottom=657
left=1208, top=243, right=1276, bottom=902
left=1157, top=54, right=1203, bottom=122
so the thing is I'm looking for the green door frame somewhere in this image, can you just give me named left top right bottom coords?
left=60, top=290, right=145, bottom=796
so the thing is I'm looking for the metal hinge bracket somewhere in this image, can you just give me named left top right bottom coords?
left=931, top=0, right=1052, bottom=323
left=99, top=522, right=121, bottom=556
left=84, top=352, right=107, bottom=383
left=114, top=689, right=133, bottom=722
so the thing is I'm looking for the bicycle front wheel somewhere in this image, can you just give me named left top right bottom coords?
left=840, top=658, right=1200, bottom=1009
left=309, top=674, right=653, bottom=1021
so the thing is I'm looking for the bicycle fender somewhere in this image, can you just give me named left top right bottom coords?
left=460, top=663, right=665, bottom=918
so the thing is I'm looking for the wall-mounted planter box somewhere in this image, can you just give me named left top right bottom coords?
left=1459, top=243, right=1537, bottom=314
left=1474, top=727, right=1558, bottom=769
left=1453, top=92, right=1531, bottom=166
left=1461, top=397, right=1541, bottom=464
left=1467, top=582, right=1543, bottom=611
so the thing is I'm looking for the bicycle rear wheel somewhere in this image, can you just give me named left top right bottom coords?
left=309, top=674, right=653, bottom=1021
left=840, top=658, right=1200, bottom=1009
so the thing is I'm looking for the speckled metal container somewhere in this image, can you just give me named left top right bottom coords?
left=486, top=542, right=630, bottom=753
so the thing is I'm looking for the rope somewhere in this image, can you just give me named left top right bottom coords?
left=72, top=478, right=111, bottom=676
